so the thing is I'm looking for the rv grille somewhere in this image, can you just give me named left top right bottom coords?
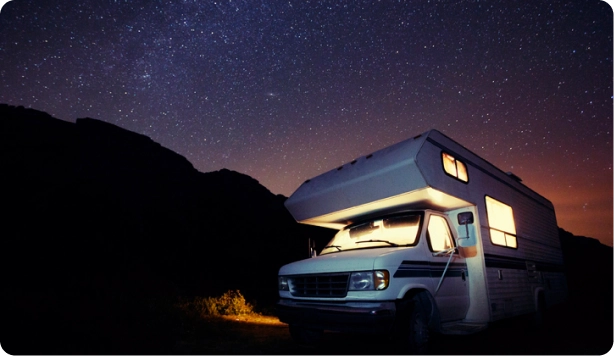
left=290, top=273, right=350, bottom=298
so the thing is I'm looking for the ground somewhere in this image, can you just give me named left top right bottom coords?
left=170, top=303, right=613, bottom=355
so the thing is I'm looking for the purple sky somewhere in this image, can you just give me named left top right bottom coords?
left=1, top=0, right=612, bottom=245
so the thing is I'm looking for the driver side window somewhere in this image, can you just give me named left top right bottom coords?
left=427, top=215, right=454, bottom=252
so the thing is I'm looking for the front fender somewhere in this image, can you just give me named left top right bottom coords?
left=396, top=282, right=432, bottom=300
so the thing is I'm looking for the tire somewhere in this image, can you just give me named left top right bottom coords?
left=288, top=324, right=323, bottom=347
left=396, top=296, right=430, bottom=354
left=533, top=293, right=547, bottom=329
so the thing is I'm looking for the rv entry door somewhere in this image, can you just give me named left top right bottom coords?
left=426, top=213, right=470, bottom=321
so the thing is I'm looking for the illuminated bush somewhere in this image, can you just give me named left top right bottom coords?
left=180, top=290, right=254, bottom=317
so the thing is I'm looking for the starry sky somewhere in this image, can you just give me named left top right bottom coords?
left=1, top=0, right=612, bottom=246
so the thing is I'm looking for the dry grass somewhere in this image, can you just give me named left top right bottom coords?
left=170, top=291, right=304, bottom=353
left=173, top=313, right=299, bottom=354
left=219, top=313, right=286, bottom=325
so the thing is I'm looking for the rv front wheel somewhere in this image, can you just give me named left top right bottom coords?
left=397, top=296, right=430, bottom=354
left=288, top=324, right=323, bottom=346
left=533, top=292, right=547, bottom=329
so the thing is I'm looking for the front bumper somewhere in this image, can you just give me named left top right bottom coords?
left=276, top=298, right=397, bottom=334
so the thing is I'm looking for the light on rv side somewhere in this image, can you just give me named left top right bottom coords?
left=485, top=196, right=518, bottom=248
left=442, top=152, right=468, bottom=182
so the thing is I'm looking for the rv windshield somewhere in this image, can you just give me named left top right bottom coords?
left=321, top=213, right=422, bottom=255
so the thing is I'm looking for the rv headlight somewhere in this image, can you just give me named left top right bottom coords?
left=348, top=270, right=389, bottom=291
left=278, top=276, right=289, bottom=291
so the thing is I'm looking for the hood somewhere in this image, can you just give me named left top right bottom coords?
left=279, top=247, right=402, bottom=275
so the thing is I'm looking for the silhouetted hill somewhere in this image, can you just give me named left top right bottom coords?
left=558, top=228, right=613, bottom=317
left=1, top=104, right=334, bottom=353
left=1, top=104, right=610, bottom=354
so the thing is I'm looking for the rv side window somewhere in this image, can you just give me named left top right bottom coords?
left=427, top=215, right=455, bottom=252
left=485, top=196, right=518, bottom=248
left=442, top=152, right=468, bottom=182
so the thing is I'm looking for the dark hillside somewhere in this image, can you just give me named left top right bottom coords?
left=558, top=228, right=613, bottom=338
left=1, top=104, right=610, bottom=354
left=0, top=104, right=334, bottom=354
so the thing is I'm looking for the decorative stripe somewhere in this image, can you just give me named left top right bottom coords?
left=393, top=260, right=466, bottom=278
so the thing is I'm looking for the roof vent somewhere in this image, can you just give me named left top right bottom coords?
left=505, top=172, right=522, bottom=182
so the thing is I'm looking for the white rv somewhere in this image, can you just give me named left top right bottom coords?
left=277, top=129, right=568, bottom=351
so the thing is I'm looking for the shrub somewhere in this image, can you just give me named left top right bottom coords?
left=179, top=290, right=254, bottom=317
left=216, top=289, right=253, bottom=316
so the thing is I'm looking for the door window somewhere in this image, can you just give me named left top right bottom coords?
left=427, top=215, right=454, bottom=252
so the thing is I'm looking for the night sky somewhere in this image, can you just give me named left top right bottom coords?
left=1, top=0, right=612, bottom=246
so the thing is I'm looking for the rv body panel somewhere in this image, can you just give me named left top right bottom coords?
left=284, top=134, right=428, bottom=226
left=285, top=133, right=471, bottom=230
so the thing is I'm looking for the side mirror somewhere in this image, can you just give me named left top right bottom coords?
left=456, top=212, right=476, bottom=248
left=457, top=212, right=474, bottom=225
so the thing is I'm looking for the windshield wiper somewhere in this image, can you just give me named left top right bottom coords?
left=322, top=245, right=342, bottom=252
left=355, top=239, right=398, bottom=246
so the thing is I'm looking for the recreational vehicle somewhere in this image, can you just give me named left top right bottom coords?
left=277, top=129, right=567, bottom=351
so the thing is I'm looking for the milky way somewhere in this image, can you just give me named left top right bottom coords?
left=0, top=0, right=612, bottom=245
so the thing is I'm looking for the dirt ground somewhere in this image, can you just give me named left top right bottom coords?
left=171, top=304, right=612, bottom=355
